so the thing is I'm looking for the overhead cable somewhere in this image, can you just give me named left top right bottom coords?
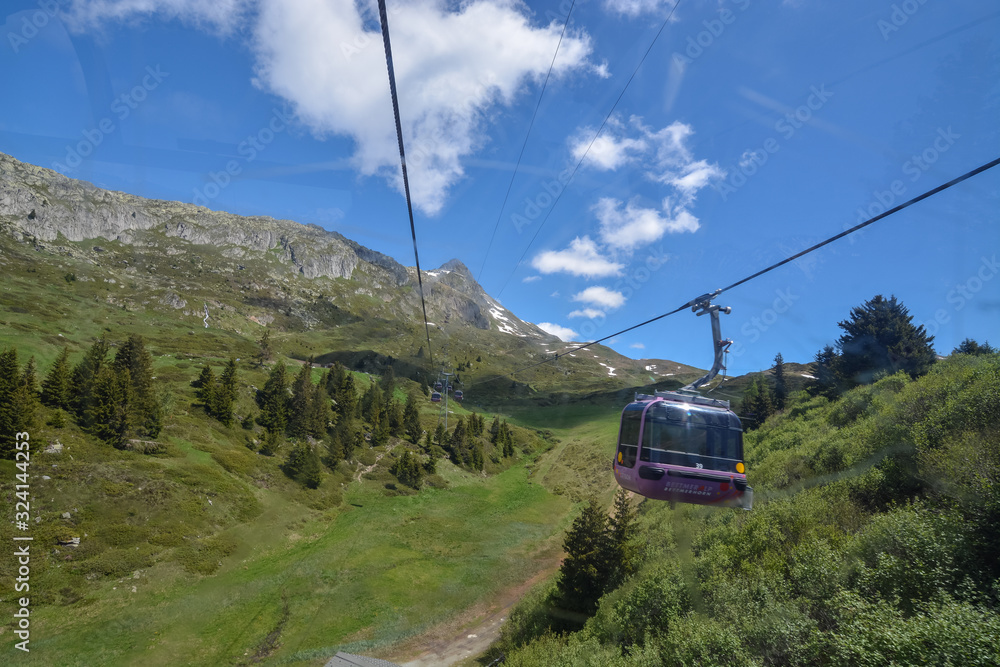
left=376, top=0, right=434, bottom=365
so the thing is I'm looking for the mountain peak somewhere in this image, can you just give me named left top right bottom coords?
left=438, top=258, right=473, bottom=281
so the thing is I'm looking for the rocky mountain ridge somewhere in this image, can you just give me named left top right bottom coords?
left=0, top=151, right=549, bottom=339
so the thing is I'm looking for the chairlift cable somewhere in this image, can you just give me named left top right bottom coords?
left=495, top=0, right=684, bottom=297
left=477, top=0, right=579, bottom=283
left=503, top=156, right=1000, bottom=377
left=377, top=0, right=434, bottom=366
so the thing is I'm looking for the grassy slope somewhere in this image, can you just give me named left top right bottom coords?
left=491, top=354, right=1000, bottom=666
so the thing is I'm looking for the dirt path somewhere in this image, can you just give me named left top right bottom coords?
left=355, top=443, right=398, bottom=481
left=384, top=558, right=562, bottom=667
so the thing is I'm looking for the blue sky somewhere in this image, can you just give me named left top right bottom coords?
left=2, top=0, right=998, bottom=375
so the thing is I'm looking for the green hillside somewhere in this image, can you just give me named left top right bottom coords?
left=488, top=352, right=1000, bottom=666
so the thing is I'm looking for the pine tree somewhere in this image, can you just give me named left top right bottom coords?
left=195, top=365, right=217, bottom=412
left=18, top=357, right=39, bottom=432
left=306, top=383, right=331, bottom=439
left=391, top=449, right=423, bottom=488
left=470, top=442, right=484, bottom=471
left=0, top=348, right=25, bottom=458
left=256, top=328, right=274, bottom=366
left=113, top=334, right=160, bottom=437
left=41, top=347, right=72, bottom=410
left=434, top=422, right=446, bottom=448
left=386, top=398, right=403, bottom=436
left=215, top=357, right=239, bottom=427
left=808, top=344, right=841, bottom=399
left=256, top=363, right=289, bottom=433
left=288, top=362, right=315, bottom=439
left=489, top=415, right=500, bottom=443
left=953, top=338, right=997, bottom=356
left=298, top=444, right=322, bottom=489
left=741, top=377, right=774, bottom=430
left=90, top=366, right=131, bottom=447
left=556, top=498, right=611, bottom=614
left=403, top=393, right=422, bottom=444
left=380, top=364, right=395, bottom=397
left=70, top=337, right=109, bottom=426
left=499, top=421, right=515, bottom=458
left=772, top=352, right=787, bottom=411
left=605, top=489, right=639, bottom=589
left=835, top=294, right=935, bottom=385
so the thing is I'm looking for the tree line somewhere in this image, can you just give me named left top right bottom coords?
left=741, top=294, right=994, bottom=429
left=0, top=334, right=161, bottom=456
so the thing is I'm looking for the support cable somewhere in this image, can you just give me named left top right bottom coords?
left=501, top=156, right=1000, bottom=378
left=378, top=0, right=434, bottom=365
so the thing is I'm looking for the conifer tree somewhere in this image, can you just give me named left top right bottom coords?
left=953, top=338, right=996, bottom=355
left=489, top=415, right=500, bottom=443
left=556, top=498, right=611, bottom=614
left=403, top=392, right=422, bottom=443
left=41, top=347, right=72, bottom=410
left=808, top=344, right=841, bottom=399
left=605, top=489, right=639, bottom=589
left=90, top=366, right=131, bottom=447
left=434, top=422, right=446, bottom=449
left=256, top=363, right=289, bottom=433
left=113, top=334, right=160, bottom=437
left=380, top=364, right=395, bottom=397
left=306, top=383, right=331, bottom=439
left=386, top=398, right=403, bottom=436
left=288, top=362, right=315, bottom=439
left=741, top=377, right=774, bottom=430
left=773, top=352, right=787, bottom=411
left=256, top=328, right=274, bottom=366
left=835, top=294, right=935, bottom=385
left=195, top=365, right=217, bottom=411
left=215, top=357, right=239, bottom=427
left=0, top=349, right=26, bottom=458
left=70, top=337, right=109, bottom=426
left=391, top=449, right=423, bottom=488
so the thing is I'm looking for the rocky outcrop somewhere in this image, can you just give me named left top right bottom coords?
left=0, top=151, right=402, bottom=284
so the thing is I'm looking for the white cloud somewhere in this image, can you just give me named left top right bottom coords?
left=602, top=0, right=677, bottom=18
left=630, top=342, right=645, bottom=349
left=568, top=117, right=721, bottom=251
left=64, top=0, right=251, bottom=33
left=568, top=308, right=605, bottom=319
left=538, top=322, right=579, bottom=341
left=522, top=275, right=541, bottom=283
left=573, top=286, right=625, bottom=309
left=569, top=123, right=646, bottom=171
left=67, top=0, right=596, bottom=216
left=532, top=236, right=624, bottom=278
left=252, top=0, right=595, bottom=215
left=593, top=196, right=699, bottom=250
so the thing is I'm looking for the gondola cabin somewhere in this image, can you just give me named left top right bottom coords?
left=454, top=390, right=463, bottom=401
left=431, top=392, right=441, bottom=402
left=613, top=391, right=752, bottom=510
left=434, top=381, right=443, bottom=391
